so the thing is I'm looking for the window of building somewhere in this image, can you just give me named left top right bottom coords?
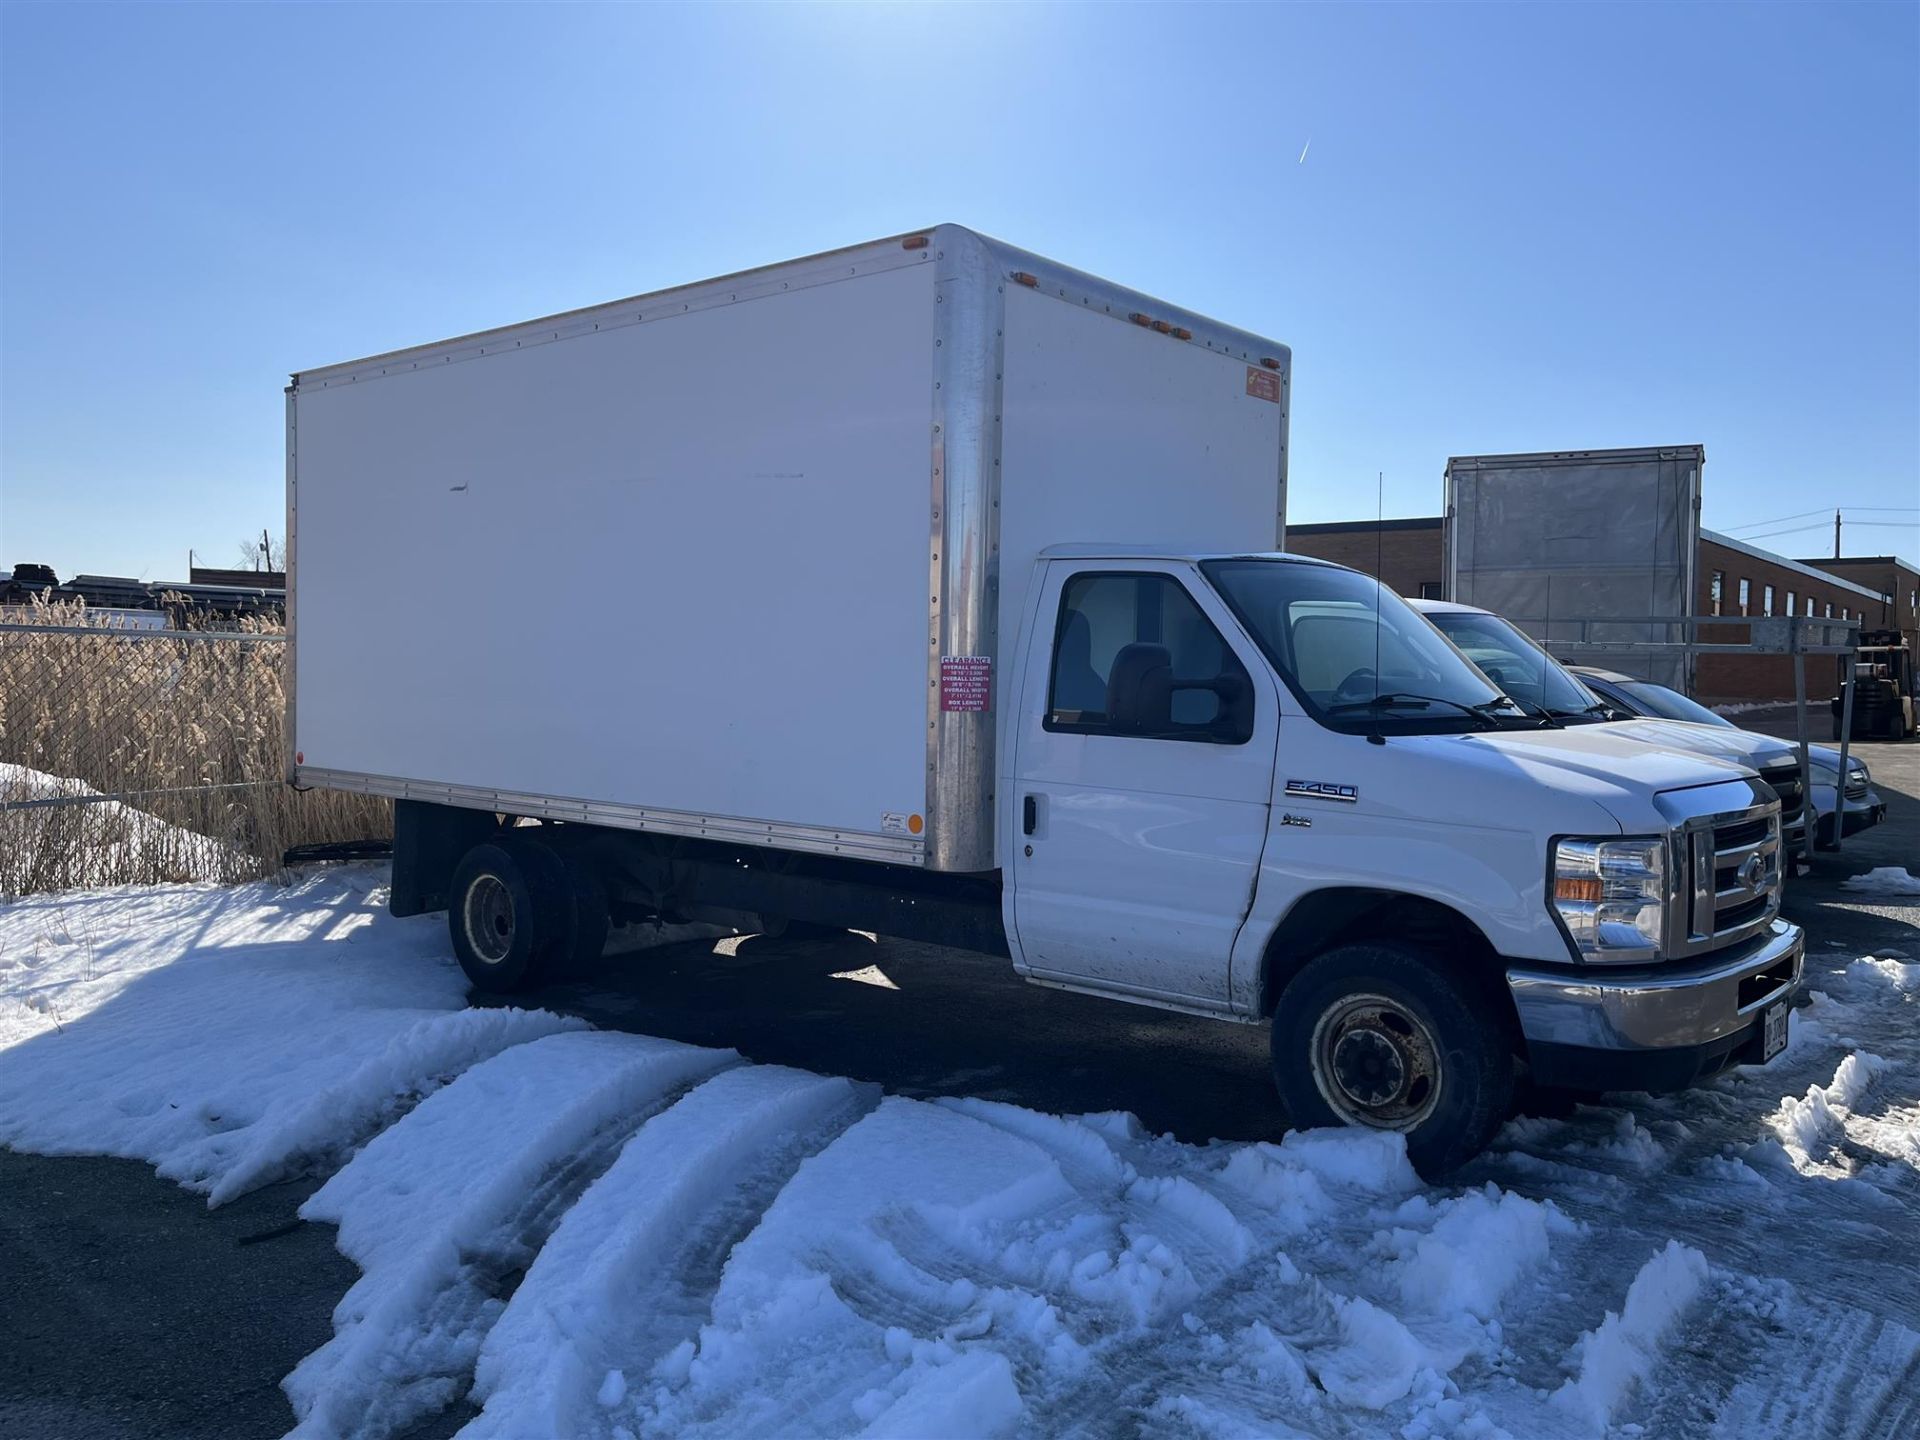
left=1824, top=602, right=1833, bottom=618
left=1786, top=589, right=1796, bottom=618
left=1763, top=584, right=1775, bottom=617
left=1709, top=571, right=1723, bottom=616
left=1418, top=581, right=1444, bottom=600
left=1805, top=594, right=1815, bottom=617
left=1047, top=571, right=1252, bottom=743
left=1840, top=607, right=1849, bottom=621
left=1738, top=578, right=1751, bottom=614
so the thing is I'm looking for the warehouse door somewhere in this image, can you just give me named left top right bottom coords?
left=1008, top=561, right=1277, bottom=1009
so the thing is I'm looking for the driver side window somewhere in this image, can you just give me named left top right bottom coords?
left=1045, top=572, right=1253, bottom=743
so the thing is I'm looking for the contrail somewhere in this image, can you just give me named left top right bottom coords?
left=1298, top=137, right=1310, bottom=164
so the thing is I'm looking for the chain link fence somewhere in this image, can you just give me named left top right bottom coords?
left=0, top=602, right=390, bottom=898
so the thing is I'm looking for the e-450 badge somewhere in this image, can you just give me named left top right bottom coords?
left=1284, top=779, right=1357, bottom=804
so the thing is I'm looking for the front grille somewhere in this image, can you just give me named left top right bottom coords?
left=1760, top=767, right=1805, bottom=830
left=1681, top=802, right=1781, bottom=954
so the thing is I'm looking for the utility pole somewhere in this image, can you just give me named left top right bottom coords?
left=1834, top=509, right=1842, bottom=559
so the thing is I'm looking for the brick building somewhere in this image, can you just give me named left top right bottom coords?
left=1283, top=518, right=1905, bottom=704
left=1284, top=518, right=1448, bottom=602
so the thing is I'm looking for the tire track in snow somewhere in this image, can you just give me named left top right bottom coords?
left=462, top=1063, right=879, bottom=1440
left=1471, top=964, right=1920, bottom=1438
left=284, top=1030, right=738, bottom=1440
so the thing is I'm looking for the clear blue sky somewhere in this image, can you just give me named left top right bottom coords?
left=3, top=2, right=1915, bottom=581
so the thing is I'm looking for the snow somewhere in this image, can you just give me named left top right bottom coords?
left=4, top=870, right=1920, bottom=1439
left=0, top=761, right=247, bottom=889
left=1838, top=867, right=1920, bottom=897
left=1552, top=1241, right=1709, bottom=1430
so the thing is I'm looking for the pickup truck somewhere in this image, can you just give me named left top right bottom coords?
left=288, top=227, right=1804, bottom=1173
left=1410, top=598, right=1814, bottom=853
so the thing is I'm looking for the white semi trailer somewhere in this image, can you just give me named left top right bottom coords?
left=289, top=227, right=1802, bottom=1173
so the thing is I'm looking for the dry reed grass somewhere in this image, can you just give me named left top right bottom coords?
left=0, top=597, right=389, bottom=898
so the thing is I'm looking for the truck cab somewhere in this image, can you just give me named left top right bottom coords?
left=1005, top=551, right=1802, bottom=1172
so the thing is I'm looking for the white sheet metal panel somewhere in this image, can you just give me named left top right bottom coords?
left=294, top=261, right=936, bottom=853
left=996, top=283, right=1287, bottom=762
left=1446, top=447, right=1702, bottom=692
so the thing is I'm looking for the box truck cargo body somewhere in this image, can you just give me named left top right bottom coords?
left=292, top=228, right=1803, bottom=1174
left=290, top=227, right=1289, bottom=874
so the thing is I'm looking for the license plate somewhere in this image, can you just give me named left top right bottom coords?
left=1762, top=1002, right=1789, bottom=1062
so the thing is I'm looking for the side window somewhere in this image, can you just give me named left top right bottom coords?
left=1046, top=572, right=1253, bottom=743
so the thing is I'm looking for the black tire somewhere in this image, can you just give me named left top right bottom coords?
left=448, top=840, right=563, bottom=994
left=1271, top=942, right=1514, bottom=1179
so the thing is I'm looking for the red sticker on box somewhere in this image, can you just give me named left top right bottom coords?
left=1245, top=366, right=1281, bottom=403
left=940, top=655, right=992, bottom=712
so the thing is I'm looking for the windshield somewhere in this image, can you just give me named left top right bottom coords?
left=1613, top=679, right=1734, bottom=728
left=1420, top=610, right=1606, bottom=721
left=1202, top=560, right=1526, bottom=735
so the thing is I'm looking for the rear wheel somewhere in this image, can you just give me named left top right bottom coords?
left=1272, top=942, right=1514, bottom=1178
left=448, top=840, right=563, bottom=993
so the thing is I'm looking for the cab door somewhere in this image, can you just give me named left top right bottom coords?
left=1007, top=561, right=1279, bottom=1009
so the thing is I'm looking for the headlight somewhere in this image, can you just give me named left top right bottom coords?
left=1552, top=837, right=1666, bottom=961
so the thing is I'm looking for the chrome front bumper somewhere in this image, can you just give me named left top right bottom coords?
left=1508, top=919, right=1803, bottom=1055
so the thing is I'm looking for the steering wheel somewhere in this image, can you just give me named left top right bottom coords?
left=1332, top=667, right=1377, bottom=705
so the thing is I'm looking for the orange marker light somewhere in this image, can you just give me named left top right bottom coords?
left=1554, top=876, right=1604, bottom=904
left=1012, top=272, right=1038, bottom=287
left=901, top=235, right=930, bottom=250
left=907, top=814, right=924, bottom=835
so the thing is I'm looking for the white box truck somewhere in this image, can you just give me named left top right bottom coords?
left=290, top=226, right=1802, bottom=1172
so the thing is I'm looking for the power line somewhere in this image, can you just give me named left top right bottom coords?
left=1723, top=504, right=1918, bottom=535
left=1722, top=508, right=1833, bottom=534
left=1735, top=519, right=1920, bottom=544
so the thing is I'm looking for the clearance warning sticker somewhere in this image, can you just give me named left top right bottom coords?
left=1245, top=366, right=1282, bottom=403
left=940, top=655, right=992, bottom=712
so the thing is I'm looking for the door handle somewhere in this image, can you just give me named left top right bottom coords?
left=1023, top=794, right=1038, bottom=835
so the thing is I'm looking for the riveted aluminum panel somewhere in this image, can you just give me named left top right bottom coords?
left=1446, top=446, right=1702, bottom=692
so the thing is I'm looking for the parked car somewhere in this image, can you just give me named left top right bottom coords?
left=1408, top=600, right=1812, bottom=850
left=1572, top=666, right=1885, bottom=846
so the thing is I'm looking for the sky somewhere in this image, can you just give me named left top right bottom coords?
left=2, top=2, right=1915, bottom=581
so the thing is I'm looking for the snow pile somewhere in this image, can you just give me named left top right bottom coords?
left=6, top=873, right=1920, bottom=1438
left=1838, top=867, right=1920, bottom=897
left=1845, top=953, right=1920, bottom=992
left=464, top=1064, right=877, bottom=1440
left=1552, top=1241, right=1709, bottom=1429
left=287, top=1030, right=738, bottom=1440
left=0, top=870, right=580, bottom=1200
left=0, top=761, right=244, bottom=889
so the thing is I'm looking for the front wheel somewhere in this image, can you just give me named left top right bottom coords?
left=1272, top=942, right=1514, bottom=1178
